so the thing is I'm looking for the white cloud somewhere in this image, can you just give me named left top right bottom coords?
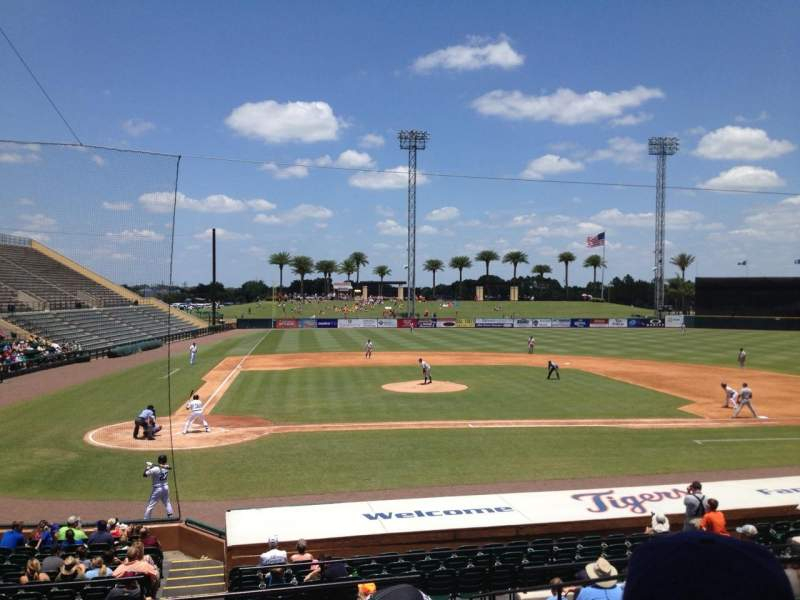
left=376, top=219, right=406, bottom=236
left=349, top=166, right=429, bottom=190
left=426, top=206, right=460, bottom=221
left=194, top=228, right=252, bottom=241
left=139, top=192, right=255, bottom=213
left=413, top=35, right=524, bottom=72
left=18, top=213, right=56, bottom=231
left=375, top=204, right=395, bottom=217
left=694, top=126, right=795, bottom=160
left=781, top=195, right=800, bottom=206
left=254, top=203, right=333, bottom=225
left=588, top=137, right=647, bottom=164
left=260, top=162, right=309, bottom=179
left=510, top=213, right=537, bottom=227
left=0, top=151, right=40, bottom=164
left=701, top=166, right=786, bottom=190
left=102, top=201, right=132, bottom=211
left=591, top=208, right=705, bottom=229
left=710, top=198, right=800, bottom=243
left=611, top=112, right=653, bottom=127
left=359, top=133, right=385, bottom=148
left=472, top=85, right=664, bottom=125
left=334, top=149, right=374, bottom=168
left=246, top=199, right=277, bottom=211
left=225, top=99, right=341, bottom=143
left=122, top=118, right=156, bottom=136
left=521, top=154, right=584, bottom=179
left=10, top=231, right=49, bottom=242
left=16, top=198, right=35, bottom=206
left=107, top=228, right=165, bottom=242
left=521, top=218, right=604, bottom=244
left=91, top=154, right=106, bottom=167
left=418, top=224, right=439, bottom=235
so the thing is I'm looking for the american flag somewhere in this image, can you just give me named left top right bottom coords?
left=586, top=231, right=605, bottom=247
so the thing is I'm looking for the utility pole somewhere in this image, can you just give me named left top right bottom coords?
left=211, top=227, right=217, bottom=327
left=398, top=130, right=429, bottom=318
left=648, top=137, right=679, bottom=315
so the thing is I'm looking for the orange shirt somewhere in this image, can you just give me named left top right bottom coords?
left=700, top=510, right=730, bottom=536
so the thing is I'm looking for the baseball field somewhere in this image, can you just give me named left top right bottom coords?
left=1, top=323, right=799, bottom=523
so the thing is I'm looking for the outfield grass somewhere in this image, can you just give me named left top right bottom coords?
left=221, top=300, right=652, bottom=320
left=255, top=327, right=800, bottom=375
left=217, top=366, right=691, bottom=423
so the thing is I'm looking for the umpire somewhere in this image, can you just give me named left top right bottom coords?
left=133, top=405, right=156, bottom=440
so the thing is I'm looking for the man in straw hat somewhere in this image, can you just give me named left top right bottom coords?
left=578, top=557, right=623, bottom=599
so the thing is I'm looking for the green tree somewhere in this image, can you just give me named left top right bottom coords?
left=449, top=255, right=472, bottom=299
left=269, top=251, right=291, bottom=295
left=475, top=250, right=500, bottom=277
left=532, top=264, right=552, bottom=281
left=372, top=265, right=391, bottom=297
left=289, top=255, right=314, bottom=299
left=558, top=251, right=576, bottom=298
left=502, top=250, right=529, bottom=282
left=583, top=254, right=607, bottom=286
left=666, top=276, right=695, bottom=312
left=349, top=251, right=369, bottom=284
left=423, top=259, right=444, bottom=293
left=338, top=258, right=357, bottom=282
left=314, top=259, right=337, bottom=296
left=670, top=252, right=696, bottom=280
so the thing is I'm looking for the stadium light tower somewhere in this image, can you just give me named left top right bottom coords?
left=648, top=136, right=679, bottom=314
left=398, top=129, right=429, bottom=318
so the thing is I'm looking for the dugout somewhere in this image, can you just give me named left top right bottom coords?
left=695, top=277, right=800, bottom=317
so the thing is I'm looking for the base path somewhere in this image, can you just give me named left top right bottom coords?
left=86, top=351, right=800, bottom=451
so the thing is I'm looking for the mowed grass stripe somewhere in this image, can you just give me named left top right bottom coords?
left=215, top=366, right=691, bottom=423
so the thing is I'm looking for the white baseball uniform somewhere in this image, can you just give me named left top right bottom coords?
left=189, top=343, right=198, bottom=365
left=420, top=360, right=431, bottom=383
left=737, top=350, right=746, bottom=368
left=723, top=385, right=738, bottom=408
left=144, top=464, right=173, bottom=519
left=183, top=398, right=209, bottom=433
left=365, top=341, right=374, bottom=358
left=527, top=337, right=536, bottom=353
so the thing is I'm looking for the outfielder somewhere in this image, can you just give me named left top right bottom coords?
left=721, top=382, right=738, bottom=409
left=189, top=342, right=198, bottom=366
left=418, top=358, right=432, bottom=384
left=364, top=339, right=374, bottom=359
left=547, top=360, right=560, bottom=380
left=733, top=383, right=762, bottom=419
left=183, top=393, right=210, bottom=434
left=527, top=336, right=536, bottom=354
left=737, top=348, right=746, bottom=368
left=143, top=454, right=173, bottom=520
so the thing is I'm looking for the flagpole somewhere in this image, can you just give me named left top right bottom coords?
left=601, top=240, right=606, bottom=301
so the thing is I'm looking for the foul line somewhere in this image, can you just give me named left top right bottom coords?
left=202, top=331, right=270, bottom=411
left=161, top=368, right=181, bottom=379
left=694, top=437, right=800, bottom=445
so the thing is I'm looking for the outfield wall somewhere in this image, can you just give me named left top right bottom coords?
left=236, top=316, right=676, bottom=329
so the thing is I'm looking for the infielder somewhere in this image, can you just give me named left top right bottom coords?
left=189, top=342, right=198, bottom=366
left=364, top=339, right=374, bottom=359
left=143, top=454, right=173, bottom=520
left=183, top=393, right=210, bottom=434
left=733, top=383, right=761, bottom=419
left=721, top=382, right=738, bottom=409
left=547, top=360, right=560, bottom=380
left=418, top=358, right=432, bottom=384
left=737, top=348, right=746, bottom=368
left=527, top=336, right=536, bottom=354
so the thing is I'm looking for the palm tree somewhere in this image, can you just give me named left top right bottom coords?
left=475, top=250, right=500, bottom=277
left=349, top=251, right=369, bottom=284
left=532, top=264, right=552, bottom=281
left=373, top=265, right=391, bottom=297
left=289, top=255, right=314, bottom=299
left=502, top=250, right=529, bottom=282
left=315, top=259, right=337, bottom=296
left=558, top=251, right=576, bottom=299
left=269, top=251, right=291, bottom=296
left=670, top=252, right=696, bottom=280
left=338, top=257, right=357, bottom=282
left=449, top=255, right=472, bottom=299
left=423, top=259, right=444, bottom=293
left=583, top=254, right=607, bottom=286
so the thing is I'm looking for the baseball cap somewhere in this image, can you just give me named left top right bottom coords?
left=736, top=524, right=758, bottom=537
left=268, top=535, right=278, bottom=546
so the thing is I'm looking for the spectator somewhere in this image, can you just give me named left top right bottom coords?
left=358, top=582, right=377, bottom=599
left=735, top=523, right=759, bottom=541
left=103, top=549, right=122, bottom=569
left=104, top=574, right=143, bottom=600
left=258, top=535, right=287, bottom=566
left=303, top=559, right=321, bottom=583
left=108, top=518, right=126, bottom=541
left=683, top=481, right=707, bottom=531
left=624, top=530, right=793, bottom=599
left=785, top=536, right=800, bottom=598
left=42, top=545, right=64, bottom=573
left=77, top=545, right=92, bottom=570
left=56, top=555, right=85, bottom=582
left=56, top=515, right=88, bottom=542
left=88, top=520, right=115, bottom=546
left=138, top=526, right=160, bottom=549
left=113, top=545, right=159, bottom=586
left=63, top=527, right=87, bottom=549
left=645, top=512, right=670, bottom=535
left=699, top=498, right=730, bottom=536
left=289, top=538, right=314, bottom=563
left=576, top=557, right=623, bottom=600
left=85, top=556, right=115, bottom=580
left=32, top=519, right=54, bottom=550
left=546, top=576, right=575, bottom=600
left=0, top=520, right=26, bottom=549
left=321, top=556, right=348, bottom=582
left=19, top=558, right=51, bottom=584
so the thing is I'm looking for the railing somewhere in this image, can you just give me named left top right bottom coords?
left=185, top=518, right=226, bottom=539
left=0, top=232, right=32, bottom=246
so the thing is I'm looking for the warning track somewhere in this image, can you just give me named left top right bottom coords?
left=85, top=352, right=800, bottom=451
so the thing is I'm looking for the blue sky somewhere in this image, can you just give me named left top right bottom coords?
left=2, top=1, right=799, bottom=286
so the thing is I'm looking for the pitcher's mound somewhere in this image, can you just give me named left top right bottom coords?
left=382, top=380, right=468, bottom=393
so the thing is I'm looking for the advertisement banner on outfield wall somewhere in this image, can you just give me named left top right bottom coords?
left=360, top=319, right=378, bottom=328
left=275, top=319, right=299, bottom=329
left=436, top=319, right=457, bottom=328
left=665, top=315, right=684, bottom=328
left=571, top=318, right=591, bottom=328
left=627, top=318, right=664, bottom=328
left=475, top=318, right=514, bottom=328
left=551, top=319, right=571, bottom=328
left=455, top=319, right=474, bottom=328
left=532, top=319, right=552, bottom=328
left=608, top=318, right=628, bottom=328
left=316, top=318, right=338, bottom=328
left=417, top=318, right=437, bottom=328
left=397, top=318, right=418, bottom=328
left=338, top=319, right=364, bottom=328
left=377, top=319, right=397, bottom=328
left=298, top=318, right=317, bottom=329
left=589, top=319, right=609, bottom=328
left=514, top=319, right=533, bottom=328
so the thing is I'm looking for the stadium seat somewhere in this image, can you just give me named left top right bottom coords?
left=456, top=566, right=485, bottom=595
left=412, top=558, right=441, bottom=574
left=46, top=588, right=77, bottom=600
left=441, top=555, right=469, bottom=571
left=486, top=563, right=517, bottom=592
left=422, top=568, right=457, bottom=597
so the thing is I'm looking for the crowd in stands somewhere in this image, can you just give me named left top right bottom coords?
left=0, top=331, right=80, bottom=377
left=0, top=516, right=162, bottom=600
